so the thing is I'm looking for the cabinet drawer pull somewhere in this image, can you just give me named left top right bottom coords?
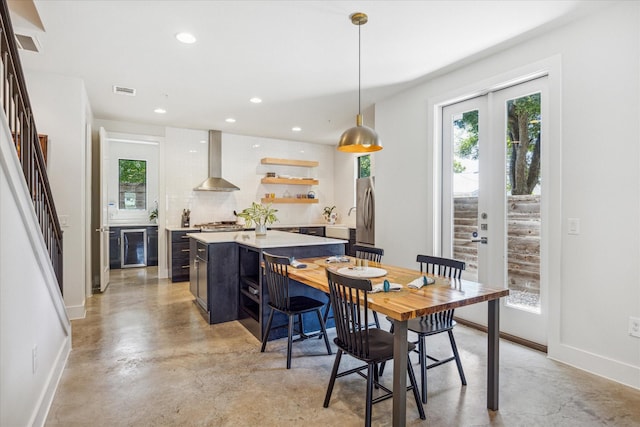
left=181, top=265, right=190, bottom=269
left=181, top=249, right=190, bottom=252
left=181, top=235, right=189, bottom=239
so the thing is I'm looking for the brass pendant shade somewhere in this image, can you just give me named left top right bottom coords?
left=337, top=12, right=382, bottom=153
left=338, top=114, right=382, bottom=152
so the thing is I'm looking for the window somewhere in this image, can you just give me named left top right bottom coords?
left=119, top=159, right=146, bottom=210
left=357, top=155, right=370, bottom=178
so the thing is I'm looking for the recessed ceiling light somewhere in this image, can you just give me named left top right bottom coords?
left=176, top=32, right=196, bottom=44
left=249, top=97, right=262, bottom=104
left=154, top=108, right=167, bottom=114
left=225, top=118, right=236, bottom=123
left=292, top=127, right=302, bottom=132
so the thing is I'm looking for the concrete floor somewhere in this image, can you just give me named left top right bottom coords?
left=45, top=267, right=640, bottom=426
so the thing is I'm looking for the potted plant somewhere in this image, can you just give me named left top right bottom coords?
left=149, top=201, right=158, bottom=224
left=237, top=202, right=278, bottom=236
left=323, top=205, right=337, bottom=224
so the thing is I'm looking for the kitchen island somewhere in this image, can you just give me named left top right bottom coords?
left=188, top=230, right=345, bottom=341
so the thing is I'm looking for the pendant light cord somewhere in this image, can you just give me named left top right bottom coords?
left=358, top=21, right=361, bottom=116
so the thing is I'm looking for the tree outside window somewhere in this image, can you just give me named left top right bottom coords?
left=358, top=155, right=370, bottom=178
left=119, top=159, right=147, bottom=209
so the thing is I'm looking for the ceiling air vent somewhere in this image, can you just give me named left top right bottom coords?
left=112, top=85, right=136, bottom=96
left=15, top=34, right=40, bottom=52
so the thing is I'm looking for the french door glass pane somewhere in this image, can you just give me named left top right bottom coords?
left=504, top=92, right=541, bottom=313
left=452, top=109, right=479, bottom=281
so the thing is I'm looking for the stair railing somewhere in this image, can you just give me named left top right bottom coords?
left=0, top=0, right=63, bottom=293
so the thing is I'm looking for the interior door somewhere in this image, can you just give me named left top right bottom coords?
left=98, top=127, right=110, bottom=292
left=442, top=77, right=548, bottom=345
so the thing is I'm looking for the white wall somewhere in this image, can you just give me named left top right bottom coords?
left=374, top=2, right=640, bottom=388
left=164, top=129, right=335, bottom=227
left=25, top=71, right=91, bottom=320
left=0, top=103, right=70, bottom=427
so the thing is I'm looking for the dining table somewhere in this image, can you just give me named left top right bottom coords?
left=287, top=256, right=510, bottom=427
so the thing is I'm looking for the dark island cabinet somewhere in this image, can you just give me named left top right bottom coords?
left=189, top=240, right=239, bottom=324
left=237, top=243, right=344, bottom=343
left=168, top=230, right=200, bottom=282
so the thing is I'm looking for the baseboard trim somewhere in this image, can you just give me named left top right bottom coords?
left=65, top=303, right=86, bottom=320
left=31, top=336, right=71, bottom=427
left=454, top=317, right=548, bottom=353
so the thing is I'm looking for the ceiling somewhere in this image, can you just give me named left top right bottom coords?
left=9, top=1, right=603, bottom=145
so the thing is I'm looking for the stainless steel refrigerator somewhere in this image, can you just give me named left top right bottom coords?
left=356, top=176, right=375, bottom=245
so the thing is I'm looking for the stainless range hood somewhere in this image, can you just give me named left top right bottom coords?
left=194, top=130, right=240, bottom=191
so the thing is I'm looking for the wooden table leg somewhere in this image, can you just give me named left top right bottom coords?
left=393, top=319, right=408, bottom=426
left=487, top=299, right=500, bottom=410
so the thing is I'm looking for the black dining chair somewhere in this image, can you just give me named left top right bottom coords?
left=323, top=269, right=425, bottom=426
left=380, top=254, right=467, bottom=403
left=261, top=252, right=332, bottom=369
left=321, top=244, right=383, bottom=328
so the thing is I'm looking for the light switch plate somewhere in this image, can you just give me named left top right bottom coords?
left=568, top=218, right=580, bottom=235
left=59, top=214, right=70, bottom=228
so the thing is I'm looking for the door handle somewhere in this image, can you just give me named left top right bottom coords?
left=471, top=237, right=488, bottom=244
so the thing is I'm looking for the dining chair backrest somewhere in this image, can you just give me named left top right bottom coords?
left=353, top=245, right=384, bottom=263
left=326, top=269, right=373, bottom=359
left=263, top=252, right=292, bottom=311
left=416, top=255, right=465, bottom=279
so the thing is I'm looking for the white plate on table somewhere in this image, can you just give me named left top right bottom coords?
left=336, top=267, right=387, bottom=278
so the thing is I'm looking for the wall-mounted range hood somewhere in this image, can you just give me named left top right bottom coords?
left=194, top=130, right=240, bottom=191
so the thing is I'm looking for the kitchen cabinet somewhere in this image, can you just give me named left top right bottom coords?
left=168, top=229, right=200, bottom=282
left=146, top=226, right=158, bottom=266
left=109, top=227, right=121, bottom=269
left=109, top=225, right=158, bottom=269
left=299, top=226, right=325, bottom=237
left=260, top=157, right=319, bottom=204
left=189, top=239, right=239, bottom=324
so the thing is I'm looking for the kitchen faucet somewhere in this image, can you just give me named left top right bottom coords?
left=348, top=206, right=357, bottom=216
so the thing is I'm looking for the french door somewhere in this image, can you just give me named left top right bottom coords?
left=442, top=77, right=548, bottom=345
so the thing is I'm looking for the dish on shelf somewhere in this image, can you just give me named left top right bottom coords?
left=278, top=174, right=291, bottom=179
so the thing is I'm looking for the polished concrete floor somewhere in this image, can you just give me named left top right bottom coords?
left=45, top=267, right=640, bottom=426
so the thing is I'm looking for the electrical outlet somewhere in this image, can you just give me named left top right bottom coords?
left=32, top=345, right=38, bottom=374
left=629, top=317, right=640, bottom=338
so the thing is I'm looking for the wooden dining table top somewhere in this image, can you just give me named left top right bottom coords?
left=288, top=256, right=510, bottom=322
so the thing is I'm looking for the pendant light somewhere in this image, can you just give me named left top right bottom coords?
left=337, top=12, right=382, bottom=153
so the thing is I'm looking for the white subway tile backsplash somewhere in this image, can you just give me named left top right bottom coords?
left=163, top=129, right=334, bottom=227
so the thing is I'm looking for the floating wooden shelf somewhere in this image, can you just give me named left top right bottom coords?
left=261, top=158, right=319, bottom=167
left=261, top=177, right=319, bottom=185
left=261, top=198, right=319, bottom=204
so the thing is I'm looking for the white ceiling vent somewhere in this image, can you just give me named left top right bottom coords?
left=15, top=33, right=40, bottom=52
left=112, top=85, right=136, bottom=96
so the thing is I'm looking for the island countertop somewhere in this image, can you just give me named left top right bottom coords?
left=188, top=230, right=346, bottom=249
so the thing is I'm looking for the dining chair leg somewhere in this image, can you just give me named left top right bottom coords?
left=319, top=299, right=332, bottom=339
left=315, top=309, right=332, bottom=355
left=287, top=314, right=295, bottom=369
left=372, top=311, right=380, bottom=328
left=323, top=349, right=343, bottom=407
left=448, top=330, right=467, bottom=385
left=260, top=309, right=275, bottom=352
left=377, top=322, right=394, bottom=377
left=418, top=335, right=427, bottom=403
left=365, top=363, right=374, bottom=427
left=407, top=355, right=427, bottom=420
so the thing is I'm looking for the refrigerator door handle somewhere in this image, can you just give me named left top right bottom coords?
left=365, top=188, right=373, bottom=229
